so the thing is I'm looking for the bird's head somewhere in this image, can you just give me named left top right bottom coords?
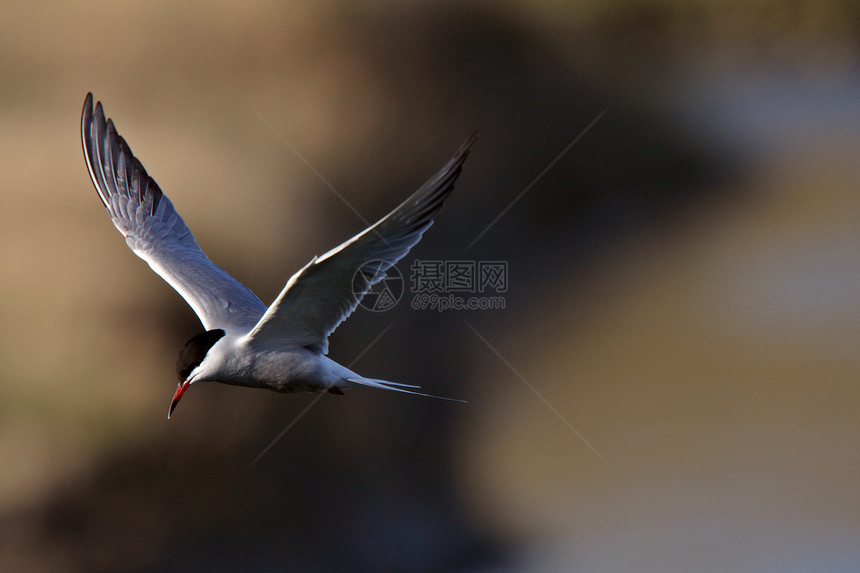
left=169, top=328, right=226, bottom=419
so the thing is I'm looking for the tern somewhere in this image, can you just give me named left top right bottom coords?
left=81, top=93, right=475, bottom=418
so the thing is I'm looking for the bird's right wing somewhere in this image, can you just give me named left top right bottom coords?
left=245, top=133, right=477, bottom=354
left=81, top=93, right=267, bottom=330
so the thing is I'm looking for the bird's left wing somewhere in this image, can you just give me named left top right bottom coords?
left=82, top=93, right=267, bottom=330
left=245, top=134, right=477, bottom=354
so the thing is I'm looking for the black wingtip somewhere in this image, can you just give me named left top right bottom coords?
left=94, top=100, right=105, bottom=123
left=451, top=131, right=479, bottom=174
left=81, top=93, right=166, bottom=218
left=452, top=131, right=479, bottom=163
left=81, top=93, right=111, bottom=208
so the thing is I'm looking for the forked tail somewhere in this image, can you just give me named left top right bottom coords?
left=345, top=377, right=466, bottom=403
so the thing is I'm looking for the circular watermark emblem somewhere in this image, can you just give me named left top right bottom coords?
left=353, top=260, right=403, bottom=312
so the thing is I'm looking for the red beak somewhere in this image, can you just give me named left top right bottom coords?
left=168, top=380, right=191, bottom=419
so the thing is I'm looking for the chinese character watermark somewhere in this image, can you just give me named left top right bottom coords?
left=355, top=259, right=507, bottom=312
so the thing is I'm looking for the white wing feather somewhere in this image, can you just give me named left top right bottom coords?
left=81, top=93, right=266, bottom=330
left=246, top=134, right=477, bottom=354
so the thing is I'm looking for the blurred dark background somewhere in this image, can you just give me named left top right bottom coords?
left=2, top=2, right=860, bottom=571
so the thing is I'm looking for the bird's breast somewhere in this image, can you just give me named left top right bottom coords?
left=238, top=348, right=332, bottom=393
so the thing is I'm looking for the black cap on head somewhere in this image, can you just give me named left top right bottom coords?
left=176, top=329, right=226, bottom=381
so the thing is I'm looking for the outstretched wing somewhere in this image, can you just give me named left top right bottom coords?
left=246, top=133, right=477, bottom=354
left=81, top=93, right=266, bottom=330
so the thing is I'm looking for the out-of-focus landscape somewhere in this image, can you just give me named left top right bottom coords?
left=2, top=1, right=860, bottom=571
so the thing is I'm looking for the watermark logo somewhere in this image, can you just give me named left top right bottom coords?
left=410, top=260, right=507, bottom=311
left=353, top=260, right=404, bottom=312
left=354, top=259, right=507, bottom=312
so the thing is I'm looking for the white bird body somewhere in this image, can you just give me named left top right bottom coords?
left=80, top=93, right=475, bottom=417
left=190, top=335, right=355, bottom=392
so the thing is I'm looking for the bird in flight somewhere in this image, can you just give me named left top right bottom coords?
left=81, top=93, right=475, bottom=418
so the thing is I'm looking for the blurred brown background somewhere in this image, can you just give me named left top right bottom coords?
left=2, top=1, right=860, bottom=571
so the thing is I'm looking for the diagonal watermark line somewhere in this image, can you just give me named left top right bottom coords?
left=347, top=319, right=398, bottom=367
left=466, top=106, right=610, bottom=251
left=464, top=321, right=607, bottom=463
left=253, top=109, right=373, bottom=229
left=250, top=391, right=326, bottom=466
left=250, top=319, right=398, bottom=465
